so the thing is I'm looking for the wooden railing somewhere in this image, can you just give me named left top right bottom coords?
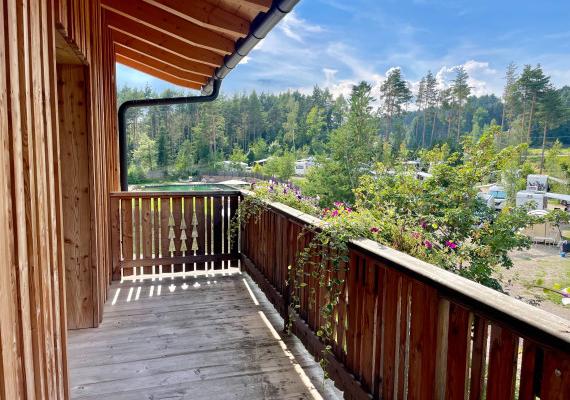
left=240, top=197, right=570, bottom=400
left=110, top=191, right=241, bottom=280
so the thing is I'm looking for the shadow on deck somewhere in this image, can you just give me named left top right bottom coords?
left=67, top=270, right=340, bottom=399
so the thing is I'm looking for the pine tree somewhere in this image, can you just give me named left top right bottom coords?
left=501, top=62, right=519, bottom=131
left=424, top=71, right=439, bottom=147
left=379, top=68, right=412, bottom=140
left=517, top=64, right=550, bottom=142
left=283, top=96, right=299, bottom=151
left=415, top=77, right=426, bottom=146
left=451, top=66, right=471, bottom=140
left=538, top=86, right=567, bottom=172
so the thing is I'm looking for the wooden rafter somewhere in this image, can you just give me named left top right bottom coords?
left=116, top=54, right=203, bottom=90
left=111, top=31, right=215, bottom=77
left=114, top=44, right=208, bottom=85
left=230, top=0, right=272, bottom=14
left=101, top=0, right=235, bottom=54
left=105, top=11, right=224, bottom=67
left=142, top=0, right=249, bottom=38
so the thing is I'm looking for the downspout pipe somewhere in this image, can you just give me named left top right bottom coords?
left=117, top=0, right=299, bottom=190
left=118, top=79, right=221, bottom=191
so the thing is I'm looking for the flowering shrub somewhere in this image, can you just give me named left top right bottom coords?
left=233, top=139, right=538, bottom=371
left=248, top=180, right=320, bottom=216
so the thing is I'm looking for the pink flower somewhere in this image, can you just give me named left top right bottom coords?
left=411, top=231, right=420, bottom=239
left=345, top=207, right=352, bottom=213
left=424, top=240, right=433, bottom=249
left=370, top=227, right=379, bottom=233
left=331, top=209, right=339, bottom=217
left=445, top=241, right=458, bottom=249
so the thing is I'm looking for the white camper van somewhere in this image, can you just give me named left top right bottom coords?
left=516, top=191, right=548, bottom=210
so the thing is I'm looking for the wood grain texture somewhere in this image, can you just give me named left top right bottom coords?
left=0, top=0, right=120, bottom=395
left=58, top=64, right=94, bottom=329
left=485, top=325, right=519, bottom=399
left=67, top=274, right=330, bottom=400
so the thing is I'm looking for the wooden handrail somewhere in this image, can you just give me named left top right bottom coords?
left=240, top=192, right=570, bottom=399
left=110, top=189, right=241, bottom=198
left=109, top=191, right=241, bottom=280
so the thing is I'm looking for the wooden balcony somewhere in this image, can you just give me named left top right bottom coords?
left=68, top=274, right=330, bottom=399
left=67, top=190, right=570, bottom=399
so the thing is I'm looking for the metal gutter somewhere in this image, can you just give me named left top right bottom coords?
left=202, top=0, right=300, bottom=95
left=117, top=0, right=299, bottom=191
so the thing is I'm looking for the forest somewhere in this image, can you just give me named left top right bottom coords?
left=120, top=63, right=570, bottom=187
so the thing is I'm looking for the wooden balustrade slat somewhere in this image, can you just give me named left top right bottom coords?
left=160, top=197, right=170, bottom=272
left=133, top=197, right=141, bottom=268
left=171, top=197, right=183, bottom=273
left=407, top=280, right=439, bottom=399
left=372, top=266, right=385, bottom=397
left=121, top=198, right=133, bottom=277
left=486, top=324, right=518, bottom=399
left=445, top=303, right=471, bottom=400
left=141, top=198, right=152, bottom=274
left=519, top=340, right=539, bottom=400
left=153, top=198, right=160, bottom=267
left=183, top=196, right=193, bottom=272
left=352, top=256, right=365, bottom=379
left=195, top=197, right=205, bottom=258
left=469, top=316, right=488, bottom=400
left=540, top=348, right=570, bottom=399
left=332, top=254, right=347, bottom=362
left=212, top=196, right=223, bottom=269
left=205, top=196, right=212, bottom=268
left=396, top=276, right=411, bottom=400
left=380, top=267, right=399, bottom=398
left=276, top=214, right=284, bottom=294
left=229, top=195, right=239, bottom=257
left=110, top=198, right=121, bottom=280
left=359, top=257, right=377, bottom=393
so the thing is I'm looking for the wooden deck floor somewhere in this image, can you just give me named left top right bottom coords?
left=68, top=270, right=339, bottom=399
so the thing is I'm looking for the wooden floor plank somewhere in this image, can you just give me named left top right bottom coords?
left=68, top=273, right=340, bottom=399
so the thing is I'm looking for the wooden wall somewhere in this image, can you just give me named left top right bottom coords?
left=0, top=0, right=117, bottom=397
left=57, top=65, right=96, bottom=330
left=54, top=0, right=119, bottom=330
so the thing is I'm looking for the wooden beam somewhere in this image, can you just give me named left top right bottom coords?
left=111, top=30, right=215, bottom=77
left=114, top=44, right=208, bottom=85
left=116, top=54, right=203, bottom=90
left=143, top=0, right=249, bottom=37
left=100, top=1, right=235, bottom=54
left=105, top=11, right=223, bottom=68
left=231, top=0, right=272, bottom=14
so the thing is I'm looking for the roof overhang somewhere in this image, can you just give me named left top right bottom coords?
left=102, top=0, right=299, bottom=93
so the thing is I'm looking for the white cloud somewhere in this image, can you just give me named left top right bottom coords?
left=435, top=60, right=500, bottom=96
left=279, top=11, right=324, bottom=43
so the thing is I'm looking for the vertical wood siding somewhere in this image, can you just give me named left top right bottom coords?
left=0, top=0, right=117, bottom=397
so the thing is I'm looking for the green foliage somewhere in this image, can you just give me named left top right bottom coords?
left=304, top=82, right=379, bottom=206
left=250, top=138, right=268, bottom=161
left=235, top=127, right=539, bottom=372
left=262, top=152, right=296, bottom=180
left=174, top=139, right=197, bottom=178
left=228, top=147, right=247, bottom=171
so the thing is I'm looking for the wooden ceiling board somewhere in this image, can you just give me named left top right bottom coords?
left=105, top=0, right=275, bottom=91
left=111, top=31, right=215, bottom=77
left=116, top=54, right=203, bottom=90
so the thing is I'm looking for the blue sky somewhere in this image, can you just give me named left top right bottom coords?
left=117, top=0, right=570, bottom=98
